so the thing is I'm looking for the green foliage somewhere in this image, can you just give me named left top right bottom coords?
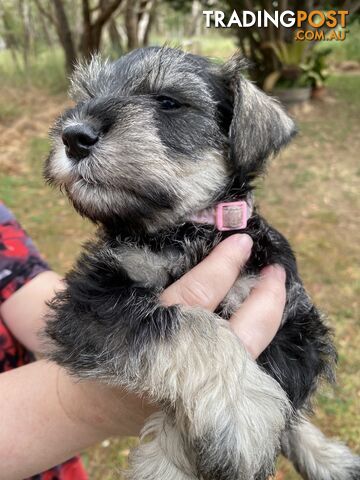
left=263, top=41, right=308, bottom=66
left=327, top=74, right=360, bottom=102
left=1, top=1, right=25, bottom=49
left=162, top=0, right=193, bottom=13
left=150, top=33, right=236, bottom=59
left=263, top=42, right=307, bottom=89
left=162, top=0, right=217, bottom=13
left=224, top=0, right=360, bottom=86
left=319, top=22, right=360, bottom=62
left=0, top=48, right=68, bottom=94
left=263, top=42, right=333, bottom=90
left=301, top=48, right=332, bottom=88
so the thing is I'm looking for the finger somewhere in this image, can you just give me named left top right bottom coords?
left=161, top=234, right=253, bottom=311
left=229, top=265, right=286, bottom=359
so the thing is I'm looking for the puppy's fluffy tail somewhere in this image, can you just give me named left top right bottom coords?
left=127, top=411, right=197, bottom=480
left=281, top=414, right=360, bottom=480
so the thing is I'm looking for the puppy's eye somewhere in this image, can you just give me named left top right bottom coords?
left=155, top=95, right=181, bottom=110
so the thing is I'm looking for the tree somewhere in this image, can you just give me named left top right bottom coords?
left=80, top=0, right=124, bottom=57
left=124, top=0, right=157, bottom=50
left=55, top=0, right=77, bottom=73
left=0, top=0, right=22, bottom=68
left=34, top=0, right=124, bottom=73
left=224, top=0, right=360, bottom=87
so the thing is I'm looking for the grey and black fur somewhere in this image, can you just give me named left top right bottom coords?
left=44, top=47, right=360, bottom=480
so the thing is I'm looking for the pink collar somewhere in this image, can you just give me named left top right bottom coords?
left=190, top=195, right=253, bottom=231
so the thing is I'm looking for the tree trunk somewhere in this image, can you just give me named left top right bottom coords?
left=79, top=0, right=93, bottom=59
left=38, top=7, right=54, bottom=47
left=80, top=24, right=103, bottom=59
left=79, top=0, right=124, bottom=60
left=143, top=5, right=155, bottom=46
left=0, top=2, right=21, bottom=69
left=108, top=18, right=124, bottom=54
left=137, top=0, right=156, bottom=46
left=187, top=0, right=202, bottom=37
left=53, top=0, right=77, bottom=73
left=125, top=0, right=139, bottom=49
left=18, top=0, right=31, bottom=71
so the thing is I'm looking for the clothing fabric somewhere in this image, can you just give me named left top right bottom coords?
left=0, top=202, right=87, bottom=480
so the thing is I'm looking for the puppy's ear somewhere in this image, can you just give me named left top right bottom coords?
left=222, top=56, right=297, bottom=178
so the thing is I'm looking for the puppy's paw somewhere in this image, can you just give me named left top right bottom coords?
left=191, top=355, right=290, bottom=480
left=147, top=309, right=291, bottom=479
left=127, top=412, right=197, bottom=480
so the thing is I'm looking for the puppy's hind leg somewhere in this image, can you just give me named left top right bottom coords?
left=281, top=414, right=360, bottom=480
left=128, top=411, right=197, bottom=480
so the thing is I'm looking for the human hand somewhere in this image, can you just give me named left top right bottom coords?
left=62, top=233, right=286, bottom=438
left=161, top=233, right=286, bottom=358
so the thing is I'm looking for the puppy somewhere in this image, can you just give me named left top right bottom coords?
left=44, top=47, right=360, bottom=480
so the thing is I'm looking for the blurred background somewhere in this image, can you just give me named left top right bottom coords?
left=0, top=1, right=359, bottom=478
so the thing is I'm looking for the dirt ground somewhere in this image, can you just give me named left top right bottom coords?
left=0, top=76, right=359, bottom=479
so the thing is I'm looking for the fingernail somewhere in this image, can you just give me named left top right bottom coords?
left=262, top=264, right=286, bottom=281
left=233, top=234, right=253, bottom=253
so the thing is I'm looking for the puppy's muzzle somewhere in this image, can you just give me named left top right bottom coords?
left=62, top=124, right=99, bottom=161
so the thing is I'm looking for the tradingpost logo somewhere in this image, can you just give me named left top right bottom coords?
left=202, top=9, right=350, bottom=41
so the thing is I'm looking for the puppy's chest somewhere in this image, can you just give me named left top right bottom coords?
left=114, top=244, right=182, bottom=289
left=113, top=242, right=258, bottom=317
left=113, top=242, right=202, bottom=289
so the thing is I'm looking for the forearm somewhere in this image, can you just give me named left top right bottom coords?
left=0, top=360, right=154, bottom=480
left=0, top=271, right=64, bottom=353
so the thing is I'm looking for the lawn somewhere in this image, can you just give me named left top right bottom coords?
left=0, top=66, right=359, bottom=478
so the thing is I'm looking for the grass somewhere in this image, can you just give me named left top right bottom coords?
left=0, top=101, right=21, bottom=122
left=260, top=74, right=360, bottom=477
left=0, top=48, right=68, bottom=94
left=0, top=48, right=359, bottom=478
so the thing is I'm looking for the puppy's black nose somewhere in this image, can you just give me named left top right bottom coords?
left=62, top=124, right=98, bottom=161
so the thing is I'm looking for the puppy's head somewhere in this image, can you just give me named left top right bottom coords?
left=45, top=47, right=296, bottom=232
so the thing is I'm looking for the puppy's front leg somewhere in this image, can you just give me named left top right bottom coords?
left=45, top=276, right=290, bottom=480
left=43, top=242, right=290, bottom=480
left=133, top=307, right=291, bottom=480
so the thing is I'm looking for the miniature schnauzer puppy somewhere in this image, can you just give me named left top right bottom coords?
left=44, top=47, right=360, bottom=480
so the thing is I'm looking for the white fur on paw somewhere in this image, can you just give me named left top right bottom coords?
left=127, top=412, right=197, bottom=480
left=141, top=309, right=291, bottom=478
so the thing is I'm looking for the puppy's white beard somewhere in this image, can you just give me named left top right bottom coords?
left=50, top=146, right=75, bottom=184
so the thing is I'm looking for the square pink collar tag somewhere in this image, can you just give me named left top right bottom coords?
left=215, top=200, right=248, bottom=231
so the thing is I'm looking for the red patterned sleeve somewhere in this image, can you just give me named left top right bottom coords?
left=0, top=203, right=50, bottom=305
left=0, top=202, right=88, bottom=480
